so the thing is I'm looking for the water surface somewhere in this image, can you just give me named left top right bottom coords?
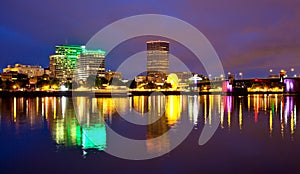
left=0, top=94, right=299, bottom=173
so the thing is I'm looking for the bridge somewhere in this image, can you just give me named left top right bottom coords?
left=191, top=77, right=300, bottom=94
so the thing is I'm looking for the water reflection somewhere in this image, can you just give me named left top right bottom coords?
left=1, top=94, right=300, bottom=154
left=145, top=95, right=183, bottom=153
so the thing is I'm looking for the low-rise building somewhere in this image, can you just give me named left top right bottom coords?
left=105, top=71, right=122, bottom=81
left=3, top=64, right=44, bottom=78
left=1, top=71, right=19, bottom=81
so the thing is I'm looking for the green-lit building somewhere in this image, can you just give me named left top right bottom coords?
left=77, top=49, right=106, bottom=81
left=50, top=45, right=85, bottom=82
left=50, top=45, right=106, bottom=82
left=55, top=45, right=84, bottom=56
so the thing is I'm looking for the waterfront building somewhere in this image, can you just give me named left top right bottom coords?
left=1, top=71, right=19, bottom=81
left=49, top=45, right=85, bottom=82
left=44, top=67, right=51, bottom=76
left=135, top=76, right=147, bottom=83
left=105, top=71, right=122, bottom=82
left=1, top=71, right=29, bottom=90
left=147, top=41, right=169, bottom=79
left=172, top=72, right=193, bottom=83
left=3, top=64, right=44, bottom=78
left=77, top=49, right=106, bottom=81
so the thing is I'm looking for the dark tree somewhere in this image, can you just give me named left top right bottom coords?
left=50, top=78, right=60, bottom=88
left=144, top=82, right=156, bottom=89
left=86, top=75, right=97, bottom=88
left=66, top=81, right=79, bottom=89
left=126, top=80, right=137, bottom=89
left=162, top=82, right=172, bottom=89
left=109, top=78, right=124, bottom=86
left=86, top=75, right=108, bottom=88
left=16, top=74, right=29, bottom=89
left=0, top=78, right=3, bottom=89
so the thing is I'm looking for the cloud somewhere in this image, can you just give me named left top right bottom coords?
left=1, top=0, right=300, bottom=77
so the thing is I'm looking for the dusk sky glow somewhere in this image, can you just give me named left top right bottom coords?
left=1, top=0, right=300, bottom=78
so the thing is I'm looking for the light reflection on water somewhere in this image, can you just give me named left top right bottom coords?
left=1, top=94, right=299, bottom=154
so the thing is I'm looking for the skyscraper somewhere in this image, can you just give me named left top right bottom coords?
left=49, top=45, right=85, bottom=82
left=147, top=41, right=170, bottom=79
left=77, top=49, right=106, bottom=81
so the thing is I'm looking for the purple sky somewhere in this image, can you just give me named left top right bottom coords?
left=1, top=0, right=300, bottom=78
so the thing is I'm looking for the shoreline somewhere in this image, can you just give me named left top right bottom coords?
left=0, top=90, right=297, bottom=97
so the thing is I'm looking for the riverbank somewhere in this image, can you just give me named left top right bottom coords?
left=0, top=90, right=297, bottom=97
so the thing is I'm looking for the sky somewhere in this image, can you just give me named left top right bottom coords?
left=1, top=0, right=300, bottom=78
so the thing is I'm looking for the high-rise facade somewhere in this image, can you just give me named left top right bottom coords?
left=77, top=49, right=106, bottom=81
left=147, top=41, right=169, bottom=78
left=49, top=45, right=85, bottom=81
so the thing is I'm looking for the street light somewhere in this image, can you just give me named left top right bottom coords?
left=227, top=72, right=231, bottom=80
left=239, top=72, right=243, bottom=79
left=269, top=69, right=273, bottom=73
left=220, top=74, right=224, bottom=80
left=291, top=68, right=295, bottom=77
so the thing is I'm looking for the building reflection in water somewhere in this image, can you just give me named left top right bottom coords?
left=1, top=93, right=300, bottom=153
left=130, top=95, right=185, bottom=153
left=146, top=95, right=169, bottom=153
left=188, top=95, right=200, bottom=126
left=145, top=95, right=184, bottom=153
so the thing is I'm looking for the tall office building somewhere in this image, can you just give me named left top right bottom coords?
left=147, top=41, right=169, bottom=78
left=77, top=49, right=106, bottom=81
left=49, top=45, right=85, bottom=81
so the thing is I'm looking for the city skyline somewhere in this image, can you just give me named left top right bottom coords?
left=2, top=1, right=300, bottom=173
left=1, top=1, right=300, bottom=78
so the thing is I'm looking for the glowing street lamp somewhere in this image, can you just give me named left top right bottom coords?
left=291, top=68, right=296, bottom=77
left=269, top=69, right=273, bottom=73
left=291, top=68, right=294, bottom=72
left=220, top=74, right=224, bottom=80
left=239, top=72, right=243, bottom=79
